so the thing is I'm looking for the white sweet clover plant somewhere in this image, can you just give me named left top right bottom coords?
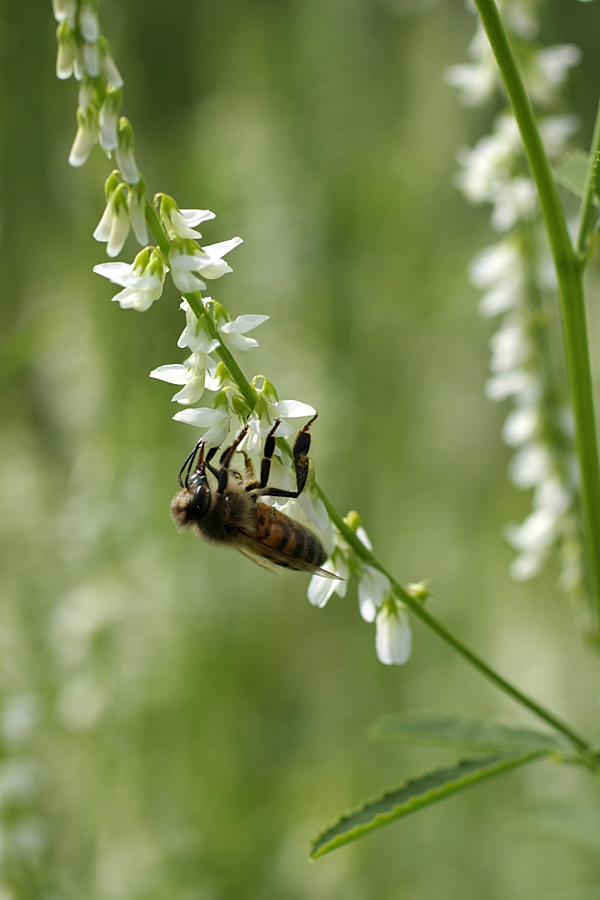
left=52, top=0, right=414, bottom=666
left=53, top=0, right=600, bottom=871
left=447, top=0, right=586, bottom=598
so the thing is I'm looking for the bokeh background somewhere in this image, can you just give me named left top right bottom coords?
left=2, top=0, right=600, bottom=897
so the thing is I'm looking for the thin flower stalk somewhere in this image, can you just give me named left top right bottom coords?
left=451, top=0, right=600, bottom=616
left=52, top=0, right=597, bottom=750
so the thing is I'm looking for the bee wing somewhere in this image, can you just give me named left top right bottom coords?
left=238, top=533, right=342, bottom=580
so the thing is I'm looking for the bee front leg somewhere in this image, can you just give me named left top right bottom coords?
left=214, top=424, right=249, bottom=493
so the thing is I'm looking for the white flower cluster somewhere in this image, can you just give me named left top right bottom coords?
left=53, top=0, right=415, bottom=667
left=52, top=3, right=244, bottom=315
left=308, top=523, right=413, bottom=666
left=448, top=1, right=583, bottom=592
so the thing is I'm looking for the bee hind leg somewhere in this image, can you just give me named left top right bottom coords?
left=254, top=413, right=318, bottom=500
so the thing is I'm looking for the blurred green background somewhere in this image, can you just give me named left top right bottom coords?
left=2, top=0, right=600, bottom=897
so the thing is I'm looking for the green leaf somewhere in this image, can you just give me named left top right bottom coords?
left=310, top=751, right=547, bottom=859
left=372, top=711, right=566, bottom=753
left=555, top=150, right=591, bottom=199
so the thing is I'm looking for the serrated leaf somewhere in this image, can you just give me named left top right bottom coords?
left=555, top=150, right=590, bottom=198
left=310, top=751, right=547, bottom=859
left=372, top=711, right=566, bottom=753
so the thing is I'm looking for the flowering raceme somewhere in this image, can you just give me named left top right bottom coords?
left=448, top=0, right=584, bottom=598
left=53, top=0, right=416, bottom=667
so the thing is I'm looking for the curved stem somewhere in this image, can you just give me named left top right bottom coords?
left=316, top=486, right=591, bottom=753
left=473, top=0, right=600, bottom=624
left=144, top=128, right=591, bottom=754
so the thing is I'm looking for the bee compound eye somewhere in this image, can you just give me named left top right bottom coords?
left=187, top=483, right=211, bottom=520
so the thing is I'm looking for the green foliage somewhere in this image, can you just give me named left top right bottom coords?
left=372, top=711, right=567, bottom=752
left=310, top=751, right=548, bottom=859
left=555, top=150, right=591, bottom=198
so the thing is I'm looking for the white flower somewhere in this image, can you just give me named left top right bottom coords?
left=534, top=44, right=582, bottom=92
left=485, top=370, right=539, bottom=403
left=82, top=39, right=100, bottom=77
left=93, top=251, right=165, bottom=311
left=168, top=237, right=243, bottom=293
left=68, top=107, right=98, bottom=167
left=489, top=176, right=538, bottom=231
left=127, top=181, right=149, bottom=245
left=445, top=61, right=497, bottom=107
left=79, top=2, right=100, bottom=42
left=358, top=565, right=391, bottom=623
left=93, top=184, right=130, bottom=257
left=98, top=88, right=121, bottom=152
left=115, top=118, right=140, bottom=185
left=173, top=407, right=230, bottom=448
left=53, top=0, right=77, bottom=26
left=502, top=404, right=539, bottom=447
left=56, top=22, right=78, bottom=79
left=167, top=208, right=216, bottom=240
left=307, top=555, right=348, bottom=608
left=508, top=442, right=552, bottom=490
left=540, top=114, right=579, bottom=157
left=469, top=240, right=523, bottom=289
left=244, top=398, right=316, bottom=453
left=218, top=314, right=269, bottom=354
left=150, top=336, right=219, bottom=404
left=98, top=37, right=123, bottom=88
left=375, top=600, right=412, bottom=666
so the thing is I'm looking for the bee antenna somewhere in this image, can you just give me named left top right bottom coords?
left=178, top=440, right=203, bottom=489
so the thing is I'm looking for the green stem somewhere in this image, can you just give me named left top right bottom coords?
left=575, top=94, right=600, bottom=260
left=316, top=486, right=591, bottom=754
left=473, top=0, right=600, bottom=624
left=144, top=145, right=592, bottom=754
left=144, top=202, right=257, bottom=410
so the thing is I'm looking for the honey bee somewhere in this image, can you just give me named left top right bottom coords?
left=171, top=414, right=338, bottom=578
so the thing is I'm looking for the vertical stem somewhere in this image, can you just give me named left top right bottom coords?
left=473, top=0, right=600, bottom=621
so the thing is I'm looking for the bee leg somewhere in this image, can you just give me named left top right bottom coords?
left=257, top=413, right=318, bottom=499
left=203, top=445, right=220, bottom=479
left=244, top=419, right=281, bottom=491
left=178, top=440, right=203, bottom=489
left=215, top=424, right=249, bottom=493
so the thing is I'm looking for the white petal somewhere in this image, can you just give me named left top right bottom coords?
left=219, top=315, right=269, bottom=335
left=502, top=406, right=538, bottom=447
left=358, top=566, right=391, bottom=623
left=149, top=364, right=189, bottom=386
left=508, top=443, right=551, bottom=489
left=202, top=237, right=243, bottom=258
left=173, top=407, right=228, bottom=428
left=178, top=208, right=216, bottom=226
left=93, top=261, right=132, bottom=286
left=307, top=574, right=338, bottom=608
left=272, top=399, right=316, bottom=418
left=375, top=606, right=412, bottom=666
left=171, top=375, right=205, bottom=405
left=170, top=267, right=207, bottom=293
left=356, top=526, right=373, bottom=550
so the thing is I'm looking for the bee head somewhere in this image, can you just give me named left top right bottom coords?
left=172, top=439, right=213, bottom=525
left=184, top=472, right=212, bottom=520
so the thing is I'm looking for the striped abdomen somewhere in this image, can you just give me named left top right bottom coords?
left=248, top=503, right=327, bottom=568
